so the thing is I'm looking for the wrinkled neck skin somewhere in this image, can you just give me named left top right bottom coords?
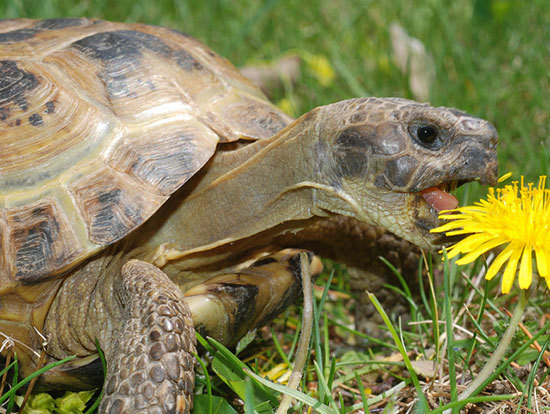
left=131, top=107, right=386, bottom=277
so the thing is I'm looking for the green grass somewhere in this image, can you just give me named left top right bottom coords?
left=1, top=0, right=549, bottom=412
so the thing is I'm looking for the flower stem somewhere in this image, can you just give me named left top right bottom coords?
left=456, top=289, right=529, bottom=404
left=276, top=252, right=314, bottom=414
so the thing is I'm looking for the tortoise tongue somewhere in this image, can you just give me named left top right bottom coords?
left=420, top=186, right=458, bottom=212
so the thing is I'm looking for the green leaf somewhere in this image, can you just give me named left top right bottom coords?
left=235, top=329, right=257, bottom=356
left=21, top=393, right=55, bottom=414
left=55, top=391, right=95, bottom=414
left=192, top=395, right=237, bottom=414
left=251, top=400, right=272, bottom=413
left=196, top=331, right=216, bottom=356
left=515, top=348, right=546, bottom=365
left=7, top=354, right=19, bottom=413
left=367, top=293, right=430, bottom=412
left=208, top=338, right=278, bottom=409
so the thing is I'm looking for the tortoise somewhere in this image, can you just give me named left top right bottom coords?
left=0, top=18, right=498, bottom=413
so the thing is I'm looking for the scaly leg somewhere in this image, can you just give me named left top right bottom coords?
left=99, top=260, right=196, bottom=414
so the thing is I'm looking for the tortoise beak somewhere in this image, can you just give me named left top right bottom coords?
left=480, top=158, right=499, bottom=187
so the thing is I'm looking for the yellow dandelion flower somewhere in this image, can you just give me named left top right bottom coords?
left=431, top=175, right=550, bottom=294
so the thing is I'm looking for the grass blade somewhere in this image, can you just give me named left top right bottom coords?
left=442, top=250, right=458, bottom=411
left=243, top=367, right=333, bottom=414
left=0, top=355, right=76, bottom=407
left=526, top=335, right=550, bottom=407
left=368, top=292, right=430, bottom=411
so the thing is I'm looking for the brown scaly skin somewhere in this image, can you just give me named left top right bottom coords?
left=277, top=216, right=421, bottom=337
left=0, top=19, right=499, bottom=413
left=100, top=261, right=196, bottom=413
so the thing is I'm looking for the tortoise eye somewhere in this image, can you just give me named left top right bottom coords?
left=409, top=123, right=442, bottom=149
left=417, top=125, right=438, bottom=143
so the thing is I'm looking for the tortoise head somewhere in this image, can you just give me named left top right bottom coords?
left=314, top=97, right=498, bottom=250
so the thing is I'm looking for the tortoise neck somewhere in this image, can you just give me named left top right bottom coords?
left=135, top=111, right=342, bottom=268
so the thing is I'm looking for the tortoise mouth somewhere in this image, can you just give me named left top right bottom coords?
left=418, top=180, right=469, bottom=213
left=413, top=179, right=471, bottom=247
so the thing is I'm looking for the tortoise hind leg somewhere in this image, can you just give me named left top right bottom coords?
left=182, top=249, right=322, bottom=347
left=99, top=260, right=196, bottom=414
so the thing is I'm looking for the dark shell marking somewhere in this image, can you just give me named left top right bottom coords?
left=69, top=168, right=166, bottom=245
left=72, top=30, right=172, bottom=62
left=106, top=126, right=215, bottom=196
left=34, top=18, right=87, bottom=31
left=0, top=60, right=39, bottom=119
left=72, top=30, right=196, bottom=99
left=174, top=49, right=204, bottom=71
left=229, top=99, right=289, bottom=137
left=5, top=199, right=82, bottom=282
left=0, top=18, right=86, bottom=43
left=28, top=113, right=42, bottom=126
left=45, top=101, right=55, bottom=113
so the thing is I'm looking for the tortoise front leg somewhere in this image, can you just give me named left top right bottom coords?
left=100, top=260, right=196, bottom=414
left=182, top=249, right=322, bottom=347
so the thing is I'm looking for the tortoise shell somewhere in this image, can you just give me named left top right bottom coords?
left=0, top=18, right=292, bottom=284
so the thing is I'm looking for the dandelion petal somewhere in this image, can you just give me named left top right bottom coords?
left=535, top=246, right=549, bottom=278
left=486, top=246, right=514, bottom=281
left=501, top=248, right=522, bottom=294
left=455, top=236, right=504, bottom=266
left=518, top=247, right=532, bottom=289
